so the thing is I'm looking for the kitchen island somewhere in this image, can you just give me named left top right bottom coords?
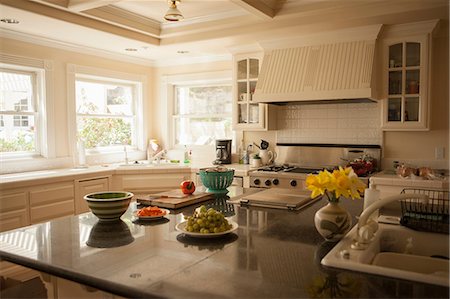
left=0, top=187, right=448, bottom=298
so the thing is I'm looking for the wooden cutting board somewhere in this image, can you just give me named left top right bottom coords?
left=135, top=189, right=214, bottom=209
left=240, top=188, right=317, bottom=210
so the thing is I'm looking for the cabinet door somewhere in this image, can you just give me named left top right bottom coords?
left=381, top=21, right=437, bottom=131
left=29, top=182, right=75, bottom=224
left=121, top=173, right=191, bottom=193
left=75, top=177, right=110, bottom=215
left=233, top=53, right=274, bottom=131
left=0, top=191, right=29, bottom=232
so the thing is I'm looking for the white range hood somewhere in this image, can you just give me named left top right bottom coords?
left=253, top=25, right=383, bottom=104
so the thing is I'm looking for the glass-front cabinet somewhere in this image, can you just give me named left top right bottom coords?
left=381, top=20, right=437, bottom=130
left=233, top=53, right=275, bottom=130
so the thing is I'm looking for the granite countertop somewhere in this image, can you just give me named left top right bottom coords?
left=0, top=163, right=255, bottom=188
left=0, top=187, right=448, bottom=298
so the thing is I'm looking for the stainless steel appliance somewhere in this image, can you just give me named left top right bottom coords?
left=213, top=139, right=232, bottom=165
left=249, top=144, right=381, bottom=189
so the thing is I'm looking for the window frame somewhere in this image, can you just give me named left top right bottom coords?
left=161, top=70, right=233, bottom=151
left=0, top=55, right=55, bottom=163
left=172, top=82, right=233, bottom=147
left=67, top=64, right=147, bottom=163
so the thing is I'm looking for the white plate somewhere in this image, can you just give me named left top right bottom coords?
left=175, top=220, right=238, bottom=238
left=134, top=208, right=170, bottom=220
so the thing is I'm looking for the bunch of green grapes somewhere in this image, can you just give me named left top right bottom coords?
left=184, top=205, right=232, bottom=234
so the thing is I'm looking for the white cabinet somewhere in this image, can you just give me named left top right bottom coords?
left=113, top=171, right=191, bottom=193
left=232, top=52, right=276, bottom=131
left=381, top=20, right=438, bottom=131
left=29, top=182, right=75, bottom=224
left=74, top=176, right=111, bottom=215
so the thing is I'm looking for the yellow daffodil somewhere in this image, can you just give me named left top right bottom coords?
left=306, top=166, right=366, bottom=202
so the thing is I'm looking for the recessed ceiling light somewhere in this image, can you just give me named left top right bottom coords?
left=125, top=48, right=138, bottom=52
left=177, top=50, right=189, bottom=54
left=1, top=18, right=20, bottom=24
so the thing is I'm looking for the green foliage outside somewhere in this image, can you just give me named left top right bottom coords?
left=79, top=117, right=131, bottom=148
left=0, top=131, right=34, bottom=152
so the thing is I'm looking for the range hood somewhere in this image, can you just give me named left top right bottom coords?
left=253, top=25, right=382, bottom=104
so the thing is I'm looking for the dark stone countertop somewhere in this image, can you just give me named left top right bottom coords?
left=0, top=187, right=448, bottom=298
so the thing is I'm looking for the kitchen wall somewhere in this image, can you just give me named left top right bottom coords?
left=276, top=103, right=381, bottom=145
left=0, top=17, right=448, bottom=172
left=244, top=21, right=449, bottom=171
left=0, top=37, right=155, bottom=171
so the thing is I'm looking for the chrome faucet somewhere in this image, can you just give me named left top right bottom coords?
left=148, top=149, right=166, bottom=164
left=351, top=193, right=429, bottom=250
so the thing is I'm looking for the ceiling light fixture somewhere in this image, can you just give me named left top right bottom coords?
left=164, top=0, right=183, bottom=22
left=1, top=18, right=20, bottom=24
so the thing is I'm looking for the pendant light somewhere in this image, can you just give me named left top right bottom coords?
left=164, top=0, right=183, bottom=22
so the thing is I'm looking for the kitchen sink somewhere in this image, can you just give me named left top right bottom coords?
left=118, top=162, right=185, bottom=168
left=321, top=222, right=449, bottom=286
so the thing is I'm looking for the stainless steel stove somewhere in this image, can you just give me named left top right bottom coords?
left=249, top=144, right=381, bottom=189
left=249, top=165, right=323, bottom=189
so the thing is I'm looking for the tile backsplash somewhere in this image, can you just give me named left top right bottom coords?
left=276, top=102, right=381, bottom=145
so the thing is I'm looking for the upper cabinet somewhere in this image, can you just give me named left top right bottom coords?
left=381, top=20, right=438, bottom=131
left=232, top=52, right=276, bottom=131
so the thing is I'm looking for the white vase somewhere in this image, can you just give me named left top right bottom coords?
left=314, top=201, right=352, bottom=242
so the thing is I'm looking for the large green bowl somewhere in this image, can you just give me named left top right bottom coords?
left=84, top=191, right=133, bottom=221
left=199, top=169, right=235, bottom=193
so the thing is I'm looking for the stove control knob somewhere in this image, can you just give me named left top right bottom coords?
left=272, top=178, right=279, bottom=185
left=253, top=179, right=261, bottom=186
left=264, top=180, right=272, bottom=186
left=290, top=180, right=297, bottom=187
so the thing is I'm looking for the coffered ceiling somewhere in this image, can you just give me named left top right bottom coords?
left=0, top=0, right=448, bottom=66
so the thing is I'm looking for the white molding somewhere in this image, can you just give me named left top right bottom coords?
left=380, top=20, right=440, bottom=40
left=258, top=24, right=383, bottom=50
left=1, top=28, right=156, bottom=67
left=1, top=28, right=231, bottom=68
left=153, top=54, right=232, bottom=67
left=161, top=10, right=247, bottom=30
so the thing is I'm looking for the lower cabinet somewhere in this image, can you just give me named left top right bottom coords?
left=113, top=171, right=191, bottom=193
left=0, top=190, right=29, bottom=232
left=74, top=176, right=111, bottom=215
left=29, top=182, right=75, bottom=224
left=41, top=274, right=125, bottom=299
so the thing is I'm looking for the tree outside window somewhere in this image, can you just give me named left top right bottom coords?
left=75, top=79, right=135, bottom=149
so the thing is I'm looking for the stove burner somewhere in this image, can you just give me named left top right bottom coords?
left=257, top=164, right=297, bottom=172
left=256, top=165, right=325, bottom=174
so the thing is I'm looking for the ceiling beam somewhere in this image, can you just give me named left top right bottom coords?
left=230, top=0, right=276, bottom=20
left=1, top=0, right=160, bottom=45
left=84, top=6, right=161, bottom=37
left=67, top=0, right=121, bottom=12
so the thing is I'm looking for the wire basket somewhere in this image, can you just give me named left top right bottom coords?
left=400, top=188, right=449, bottom=234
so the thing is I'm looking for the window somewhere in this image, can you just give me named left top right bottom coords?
left=0, top=68, right=37, bottom=154
left=173, top=83, right=232, bottom=146
left=75, top=78, right=137, bottom=150
left=68, top=63, right=146, bottom=161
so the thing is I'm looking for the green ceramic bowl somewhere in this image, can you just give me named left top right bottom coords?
left=84, top=191, right=133, bottom=221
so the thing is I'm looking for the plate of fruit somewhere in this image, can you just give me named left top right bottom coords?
left=176, top=205, right=238, bottom=238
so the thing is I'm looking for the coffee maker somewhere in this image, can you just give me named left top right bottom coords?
left=213, top=139, right=232, bottom=164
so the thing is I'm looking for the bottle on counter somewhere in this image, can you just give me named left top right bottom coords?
left=75, top=140, right=88, bottom=168
left=364, top=184, right=380, bottom=221
left=184, top=145, right=191, bottom=164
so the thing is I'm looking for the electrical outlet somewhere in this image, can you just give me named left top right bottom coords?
left=435, top=147, right=445, bottom=160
